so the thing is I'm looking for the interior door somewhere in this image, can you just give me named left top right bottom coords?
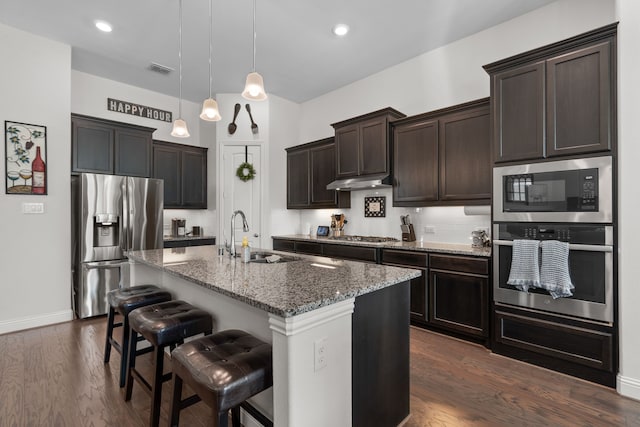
left=221, top=144, right=262, bottom=250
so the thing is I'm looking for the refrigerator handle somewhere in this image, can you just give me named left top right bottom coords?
left=121, top=177, right=129, bottom=253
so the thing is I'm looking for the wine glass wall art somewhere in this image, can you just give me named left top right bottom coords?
left=5, top=121, right=47, bottom=195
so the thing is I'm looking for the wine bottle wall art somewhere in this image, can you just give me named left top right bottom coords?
left=5, top=121, right=47, bottom=195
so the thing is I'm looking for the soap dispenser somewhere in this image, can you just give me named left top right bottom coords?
left=241, top=236, right=251, bottom=263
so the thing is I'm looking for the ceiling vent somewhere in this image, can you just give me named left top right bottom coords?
left=148, top=62, right=174, bottom=75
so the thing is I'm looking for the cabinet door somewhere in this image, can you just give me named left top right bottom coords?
left=72, top=117, right=114, bottom=174
left=181, top=147, right=207, bottom=208
left=439, top=106, right=491, bottom=201
left=393, top=119, right=438, bottom=206
left=310, top=143, right=337, bottom=206
left=409, top=273, right=428, bottom=324
left=335, top=123, right=360, bottom=177
left=429, top=269, right=488, bottom=338
left=114, top=127, right=152, bottom=177
left=492, top=61, right=545, bottom=162
left=153, top=144, right=181, bottom=208
left=359, top=117, right=388, bottom=175
left=546, top=41, right=612, bottom=157
left=287, top=149, right=310, bottom=208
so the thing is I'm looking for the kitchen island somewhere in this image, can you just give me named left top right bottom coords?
left=128, top=246, right=421, bottom=427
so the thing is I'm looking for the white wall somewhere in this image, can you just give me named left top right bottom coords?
left=616, top=0, right=640, bottom=401
left=293, top=0, right=614, bottom=244
left=0, top=24, right=73, bottom=333
left=71, top=71, right=217, bottom=238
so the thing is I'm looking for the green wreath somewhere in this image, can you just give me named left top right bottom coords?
left=236, top=162, right=256, bottom=182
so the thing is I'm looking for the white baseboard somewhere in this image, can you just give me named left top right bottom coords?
left=618, top=374, right=640, bottom=402
left=0, top=309, right=74, bottom=335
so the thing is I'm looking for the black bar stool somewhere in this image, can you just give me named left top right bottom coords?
left=104, top=285, right=172, bottom=387
left=125, top=300, right=213, bottom=427
left=169, top=329, right=273, bottom=427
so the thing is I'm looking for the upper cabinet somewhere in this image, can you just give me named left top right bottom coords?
left=71, top=114, right=154, bottom=177
left=484, top=23, right=616, bottom=163
left=286, top=137, right=350, bottom=209
left=153, top=140, right=207, bottom=209
left=332, top=108, right=405, bottom=178
left=392, top=98, right=491, bottom=207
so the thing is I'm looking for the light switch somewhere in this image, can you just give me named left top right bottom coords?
left=22, top=202, right=44, bottom=214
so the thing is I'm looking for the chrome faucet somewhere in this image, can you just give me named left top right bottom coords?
left=230, top=210, right=250, bottom=257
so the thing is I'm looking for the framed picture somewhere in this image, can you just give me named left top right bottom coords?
left=5, top=121, right=47, bottom=195
left=364, top=196, right=386, bottom=218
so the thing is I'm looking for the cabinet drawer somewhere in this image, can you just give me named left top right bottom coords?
left=494, top=309, right=613, bottom=371
left=429, top=254, right=488, bottom=275
left=272, top=239, right=295, bottom=253
left=295, top=241, right=323, bottom=255
left=323, top=244, right=378, bottom=263
left=381, top=250, right=428, bottom=268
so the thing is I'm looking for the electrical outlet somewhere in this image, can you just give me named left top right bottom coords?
left=22, top=202, right=44, bottom=214
left=424, top=225, right=436, bottom=234
left=314, top=337, right=328, bottom=371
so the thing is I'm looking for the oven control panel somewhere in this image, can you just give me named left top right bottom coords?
left=498, top=223, right=606, bottom=245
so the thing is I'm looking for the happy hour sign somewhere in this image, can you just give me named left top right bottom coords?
left=107, top=98, right=172, bottom=123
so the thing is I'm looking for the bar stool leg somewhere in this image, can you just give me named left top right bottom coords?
left=124, top=327, right=138, bottom=402
left=170, top=373, right=183, bottom=427
left=104, top=305, right=116, bottom=363
left=150, top=344, right=166, bottom=427
left=218, top=409, right=229, bottom=427
left=118, top=316, right=131, bottom=388
left=231, top=407, right=241, bottom=426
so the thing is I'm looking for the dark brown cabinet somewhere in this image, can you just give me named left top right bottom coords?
left=381, top=249, right=428, bottom=325
left=429, top=254, right=489, bottom=338
left=72, top=114, right=154, bottom=177
left=332, top=108, right=405, bottom=179
left=153, top=140, right=207, bottom=209
left=286, top=138, right=350, bottom=209
left=392, top=99, right=491, bottom=207
left=485, top=24, right=616, bottom=163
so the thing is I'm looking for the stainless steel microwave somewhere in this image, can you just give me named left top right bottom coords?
left=493, top=156, right=613, bottom=223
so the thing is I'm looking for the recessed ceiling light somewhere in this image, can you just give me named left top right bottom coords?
left=332, top=24, right=349, bottom=37
left=95, top=21, right=112, bottom=33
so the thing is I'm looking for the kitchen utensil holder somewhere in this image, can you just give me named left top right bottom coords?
left=402, top=224, right=416, bottom=242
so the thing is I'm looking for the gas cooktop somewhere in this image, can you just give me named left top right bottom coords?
left=327, top=235, right=399, bottom=243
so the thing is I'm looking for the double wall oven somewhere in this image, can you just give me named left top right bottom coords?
left=492, top=156, right=614, bottom=325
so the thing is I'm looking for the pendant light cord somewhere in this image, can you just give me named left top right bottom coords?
left=252, top=0, right=256, bottom=72
left=208, top=0, right=213, bottom=98
left=178, top=0, right=184, bottom=118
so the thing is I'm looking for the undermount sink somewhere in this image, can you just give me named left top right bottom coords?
left=249, top=252, right=300, bottom=264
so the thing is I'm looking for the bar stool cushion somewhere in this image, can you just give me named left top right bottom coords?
left=108, top=285, right=172, bottom=316
left=129, top=300, right=213, bottom=347
left=171, top=330, right=273, bottom=413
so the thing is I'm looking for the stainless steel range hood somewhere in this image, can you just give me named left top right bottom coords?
left=326, top=173, right=392, bottom=191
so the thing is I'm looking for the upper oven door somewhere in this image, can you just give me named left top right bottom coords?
left=493, top=156, right=612, bottom=223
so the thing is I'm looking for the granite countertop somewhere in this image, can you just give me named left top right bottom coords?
left=163, top=235, right=216, bottom=242
left=128, top=246, right=421, bottom=318
left=272, top=234, right=491, bottom=257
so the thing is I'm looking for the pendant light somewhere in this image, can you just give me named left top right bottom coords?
left=171, top=0, right=190, bottom=137
left=200, top=0, right=221, bottom=121
left=242, top=0, right=267, bottom=101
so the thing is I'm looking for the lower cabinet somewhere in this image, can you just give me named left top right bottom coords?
left=493, top=304, right=616, bottom=387
left=429, top=253, right=489, bottom=338
left=271, top=238, right=379, bottom=263
left=381, top=249, right=428, bottom=325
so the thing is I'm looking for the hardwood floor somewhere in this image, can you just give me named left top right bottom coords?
left=1, top=319, right=639, bottom=426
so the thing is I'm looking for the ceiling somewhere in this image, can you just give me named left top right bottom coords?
left=0, top=0, right=555, bottom=103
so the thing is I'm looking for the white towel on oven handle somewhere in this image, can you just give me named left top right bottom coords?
left=507, top=239, right=541, bottom=292
left=539, top=240, right=574, bottom=299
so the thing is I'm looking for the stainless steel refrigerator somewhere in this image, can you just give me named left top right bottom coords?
left=71, top=173, right=163, bottom=318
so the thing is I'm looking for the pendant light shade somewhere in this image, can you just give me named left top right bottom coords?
left=171, top=0, right=190, bottom=138
left=171, top=118, right=190, bottom=137
left=242, top=72, right=267, bottom=101
left=242, top=0, right=267, bottom=101
left=200, top=0, right=222, bottom=121
left=200, top=98, right=222, bottom=121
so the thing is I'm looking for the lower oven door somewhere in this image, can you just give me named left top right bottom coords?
left=493, top=239, right=613, bottom=324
